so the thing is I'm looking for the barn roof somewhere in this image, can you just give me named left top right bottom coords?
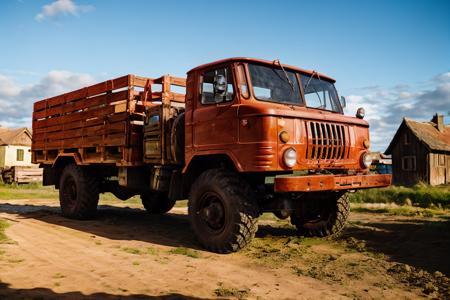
left=0, top=127, right=32, bottom=146
left=385, top=118, right=450, bottom=154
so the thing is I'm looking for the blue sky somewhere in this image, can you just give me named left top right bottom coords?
left=0, top=0, right=449, bottom=151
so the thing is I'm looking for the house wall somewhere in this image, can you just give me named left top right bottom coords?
left=429, top=152, right=450, bottom=185
left=391, top=126, right=430, bottom=185
left=0, top=146, right=5, bottom=168
left=1, top=145, right=35, bottom=168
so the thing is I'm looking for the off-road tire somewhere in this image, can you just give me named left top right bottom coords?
left=141, top=192, right=176, bottom=214
left=291, top=193, right=350, bottom=238
left=188, top=169, right=259, bottom=253
left=59, top=164, right=99, bottom=220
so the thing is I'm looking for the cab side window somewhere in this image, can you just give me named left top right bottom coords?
left=201, top=67, right=234, bottom=104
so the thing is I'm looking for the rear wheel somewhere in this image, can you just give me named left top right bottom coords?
left=59, top=164, right=99, bottom=219
left=141, top=192, right=176, bottom=214
left=291, top=192, right=349, bottom=237
left=188, top=169, right=259, bottom=253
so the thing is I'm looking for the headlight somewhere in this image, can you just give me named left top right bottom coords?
left=361, top=152, right=372, bottom=168
left=283, top=148, right=297, bottom=168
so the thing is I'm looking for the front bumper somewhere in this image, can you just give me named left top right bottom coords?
left=274, top=174, right=391, bottom=192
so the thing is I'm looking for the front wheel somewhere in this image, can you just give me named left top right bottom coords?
left=188, top=169, right=259, bottom=253
left=290, top=192, right=350, bottom=238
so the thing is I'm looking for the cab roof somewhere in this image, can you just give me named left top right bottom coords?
left=187, top=57, right=336, bottom=83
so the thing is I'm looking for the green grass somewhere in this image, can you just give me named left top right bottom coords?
left=214, top=282, right=250, bottom=299
left=121, top=247, right=142, bottom=255
left=349, top=183, right=450, bottom=208
left=168, top=247, right=201, bottom=258
left=0, top=218, right=9, bottom=243
left=0, top=183, right=58, bottom=200
left=351, top=205, right=450, bottom=218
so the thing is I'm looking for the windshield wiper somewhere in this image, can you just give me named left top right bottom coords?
left=304, top=70, right=321, bottom=92
left=274, top=59, right=294, bottom=93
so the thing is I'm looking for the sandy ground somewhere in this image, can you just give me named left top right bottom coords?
left=0, top=198, right=449, bottom=299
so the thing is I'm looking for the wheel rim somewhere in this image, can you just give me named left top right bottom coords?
left=197, top=192, right=226, bottom=232
left=62, top=176, right=77, bottom=208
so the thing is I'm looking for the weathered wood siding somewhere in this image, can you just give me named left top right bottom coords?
left=391, top=125, right=430, bottom=185
left=429, top=152, right=450, bottom=185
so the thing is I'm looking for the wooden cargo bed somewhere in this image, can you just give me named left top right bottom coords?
left=32, top=74, right=186, bottom=166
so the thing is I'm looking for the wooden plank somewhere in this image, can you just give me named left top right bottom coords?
left=33, top=121, right=127, bottom=142
left=33, top=75, right=132, bottom=112
left=170, top=76, right=187, bottom=87
left=34, top=105, right=115, bottom=129
left=33, top=89, right=130, bottom=120
left=170, top=92, right=185, bottom=102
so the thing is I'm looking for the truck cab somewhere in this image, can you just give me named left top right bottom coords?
left=183, top=58, right=386, bottom=184
left=177, top=58, right=390, bottom=252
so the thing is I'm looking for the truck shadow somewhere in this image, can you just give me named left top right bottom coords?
left=342, top=218, right=450, bottom=276
left=0, top=202, right=200, bottom=250
left=0, top=281, right=206, bottom=300
left=256, top=217, right=450, bottom=276
left=1, top=202, right=449, bottom=276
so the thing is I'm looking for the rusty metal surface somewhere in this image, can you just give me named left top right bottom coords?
left=274, top=174, right=392, bottom=192
left=187, top=57, right=336, bottom=83
left=184, top=59, right=370, bottom=173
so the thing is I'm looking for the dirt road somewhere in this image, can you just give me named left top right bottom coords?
left=0, top=199, right=449, bottom=299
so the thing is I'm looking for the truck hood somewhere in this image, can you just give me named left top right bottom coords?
left=237, top=104, right=369, bottom=127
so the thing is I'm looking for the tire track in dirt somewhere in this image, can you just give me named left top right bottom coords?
left=0, top=200, right=350, bottom=299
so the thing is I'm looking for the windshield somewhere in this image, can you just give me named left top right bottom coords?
left=248, top=63, right=342, bottom=112
left=300, top=74, right=341, bottom=112
left=248, top=64, right=302, bottom=105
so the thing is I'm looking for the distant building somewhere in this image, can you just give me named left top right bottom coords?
left=0, top=127, right=42, bottom=183
left=0, top=127, right=34, bottom=169
left=369, top=152, right=392, bottom=174
left=385, top=113, right=450, bottom=186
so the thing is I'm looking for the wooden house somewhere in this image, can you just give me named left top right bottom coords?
left=0, top=127, right=42, bottom=183
left=385, top=114, right=450, bottom=186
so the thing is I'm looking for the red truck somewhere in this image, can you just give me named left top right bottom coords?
left=32, top=58, right=391, bottom=253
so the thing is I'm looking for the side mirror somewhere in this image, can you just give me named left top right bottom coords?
left=214, top=74, right=227, bottom=95
left=340, top=96, right=346, bottom=108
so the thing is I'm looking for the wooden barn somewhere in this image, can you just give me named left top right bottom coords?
left=0, top=127, right=42, bottom=184
left=385, top=113, right=450, bottom=186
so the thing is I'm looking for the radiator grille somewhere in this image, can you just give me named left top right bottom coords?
left=307, top=121, right=348, bottom=160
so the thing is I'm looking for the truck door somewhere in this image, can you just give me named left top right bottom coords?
left=192, top=66, right=238, bottom=149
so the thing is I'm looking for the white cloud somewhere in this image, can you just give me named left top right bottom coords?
left=0, top=75, right=21, bottom=97
left=345, top=72, right=450, bottom=152
left=35, top=0, right=94, bottom=22
left=0, top=71, right=95, bottom=128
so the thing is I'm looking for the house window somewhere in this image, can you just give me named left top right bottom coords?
left=438, top=154, right=445, bottom=166
left=17, top=149, right=24, bottom=161
left=404, top=133, right=410, bottom=145
left=402, top=156, right=416, bottom=171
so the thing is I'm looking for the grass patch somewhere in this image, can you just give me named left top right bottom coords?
left=349, top=183, right=450, bottom=208
left=146, top=247, right=158, bottom=255
left=0, top=184, right=58, bottom=200
left=168, top=247, right=200, bottom=258
left=214, top=282, right=250, bottom=299
left=0, top=218, right=10, bottom=243
left=351, top=205, right=449, bottom=218
left=53, top=273, right=65, bottom=279
left=121, top=247, right=142, bottom=255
